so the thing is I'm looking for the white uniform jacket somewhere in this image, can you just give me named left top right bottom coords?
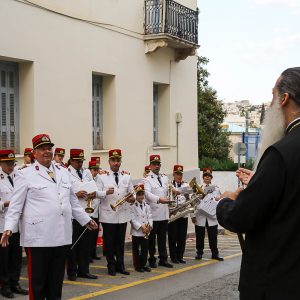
left=89, top=174, right=101, bottom=219
left=97, top=171, right=134, bottom=224
left=68, top=166, right=94, bottom=212
left=193, top=184, right=221, bottom=227
left=14, top=163, right=31, bottom=171
left=0, top=171, right=18, bottom=233
left=130, top=200, right=153, bottom=237
left=144, top=171, right=169, bottom=221
left=173, top=181, right=190, bottom=219
left=4, top=162, right=91, bottom=247
left=54, top=161, right=66, bottom=168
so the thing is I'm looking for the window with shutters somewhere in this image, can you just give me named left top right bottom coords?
left=0, top=62, right=19, bottom=152
left=153, top=84, right=159, bottom=146
left=92, top=75, right=103, bottom=150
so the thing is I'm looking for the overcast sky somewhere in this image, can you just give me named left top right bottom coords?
left=197, top=0, right=300, bottom=104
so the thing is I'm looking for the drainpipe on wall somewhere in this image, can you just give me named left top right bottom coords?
left=175, top=112, right=182, bottom=164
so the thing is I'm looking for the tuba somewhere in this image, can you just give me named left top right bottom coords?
left=168, top=177, right=204, bottom=224
left=110, top=185, right=143, bottom=211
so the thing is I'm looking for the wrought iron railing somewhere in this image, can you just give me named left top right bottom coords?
left=144, top=0, right=198, bottom=45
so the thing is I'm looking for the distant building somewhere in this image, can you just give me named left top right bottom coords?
left=222, top=123, right=260, bottom=161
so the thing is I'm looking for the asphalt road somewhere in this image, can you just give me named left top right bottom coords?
left=13, top=232, right=242, bottom=300
left=162, top=271, right=240, bottom=300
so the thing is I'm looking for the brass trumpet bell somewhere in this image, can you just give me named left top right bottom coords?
left=110, top=185, right=144, bottom=211
left=85, top=207, right=94, bottom=214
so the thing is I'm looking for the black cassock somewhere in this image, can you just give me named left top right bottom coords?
left=217, top=122, right=300, bottom=300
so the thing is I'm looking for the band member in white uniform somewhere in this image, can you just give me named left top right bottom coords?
left=144, top=155, right=173, bottom=268
left=0, top=150, right=28, bottom=298
left=97, top=149, right=134, bottom=276
left=67, top=149, right=98, bottom=281
left=168, top=165, right=190, bottom=264
left=0, top=134, right=97, bottom=300
left=53, top=148, right=66, bottom=168
left=192, top=168, right=223, bottom=261
left=15, top=148, right=33, bottom=171
left=88, top=160, right=101, bottom=261
left=130, top=184, right=153, bottom=272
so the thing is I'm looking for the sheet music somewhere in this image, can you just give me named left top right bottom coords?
left=72, top=180, right=98, bottom=194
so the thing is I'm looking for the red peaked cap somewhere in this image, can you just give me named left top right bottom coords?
left=144, top=165, right=151, bottom=172
left=91, top=156, right=100, bottom=163
left=89, top=160, right=99, bottom=169
left=173, top=165, right=184, bottom=173
left=109, top=149, right=122, bottom=158
left=0, top=149, right=16, bottom=161
left=32, top=134, right=54, bottom=149
left=70, top=149, right=85, bottom=160
left=149, top=154, right=161, bottom=163
left=54, top=148, right=65, bottom=156
left=24, top=148, right=33, bottom=156
left=135, top=183, right=145, bottom=193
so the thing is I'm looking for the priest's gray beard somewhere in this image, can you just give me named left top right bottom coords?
left=253, top=100, right=285, bottom=170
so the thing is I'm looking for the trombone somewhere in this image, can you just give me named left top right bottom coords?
left=110, top=185, right=144, bottom=211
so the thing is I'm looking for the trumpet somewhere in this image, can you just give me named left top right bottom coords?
left=85, top=196, right=95, bottom=214
left=144, top=223, right=152, bottom=239
left=110, top=185, right=144, bottom=211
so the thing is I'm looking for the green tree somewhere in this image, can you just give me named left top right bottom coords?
left=260, top=103, right=265, bottom=124
left=197, top=56, right=230, bottom=162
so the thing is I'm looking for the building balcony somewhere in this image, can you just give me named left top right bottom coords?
left=144, top=0, right=199, bottom=61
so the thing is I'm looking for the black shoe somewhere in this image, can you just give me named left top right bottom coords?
left=135, top=268, right=144, bottom=273
left=1, top=286, right=14, bottom=299
left=108, top=269, right=116, bottom=276
left=68, top=275, right=77, bottom=281
left=77, top=273, right=98, bottom=279
left=195, top=254, right=202, bottom=260
left=178, top=259, right=186, bottom=264
left=93, top=256, right=101, bottom=260
left=116, top=268, right=130, bottom=275
left=158, top=261, right=173, bottom=268
left=149, top=261, right=157, bottom=268
left=171, top=258, right=179, bottom=264
left=11, top=284, right=28, bottom=295
left=211, top=256, right=224, bottom=261
left=143, top=266, right=151, bottom=272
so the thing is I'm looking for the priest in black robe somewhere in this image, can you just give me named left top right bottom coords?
left=217, top=67, right=300, bottom=300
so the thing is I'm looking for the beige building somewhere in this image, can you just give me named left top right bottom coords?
left=0, top=0, right=199, bottom=180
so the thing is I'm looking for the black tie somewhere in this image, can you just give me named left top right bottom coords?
left=157, top=176, right=162, bottom=187
left=76, top=169, right=83, bottom=180
left=140, top=204, right=143, bottom=210
left=7, top=175, right=14, bottom=187
left=114, top=172, right=119, bottom=185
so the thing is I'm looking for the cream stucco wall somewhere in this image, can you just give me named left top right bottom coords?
left=0, top=0, right=198, bottom=180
